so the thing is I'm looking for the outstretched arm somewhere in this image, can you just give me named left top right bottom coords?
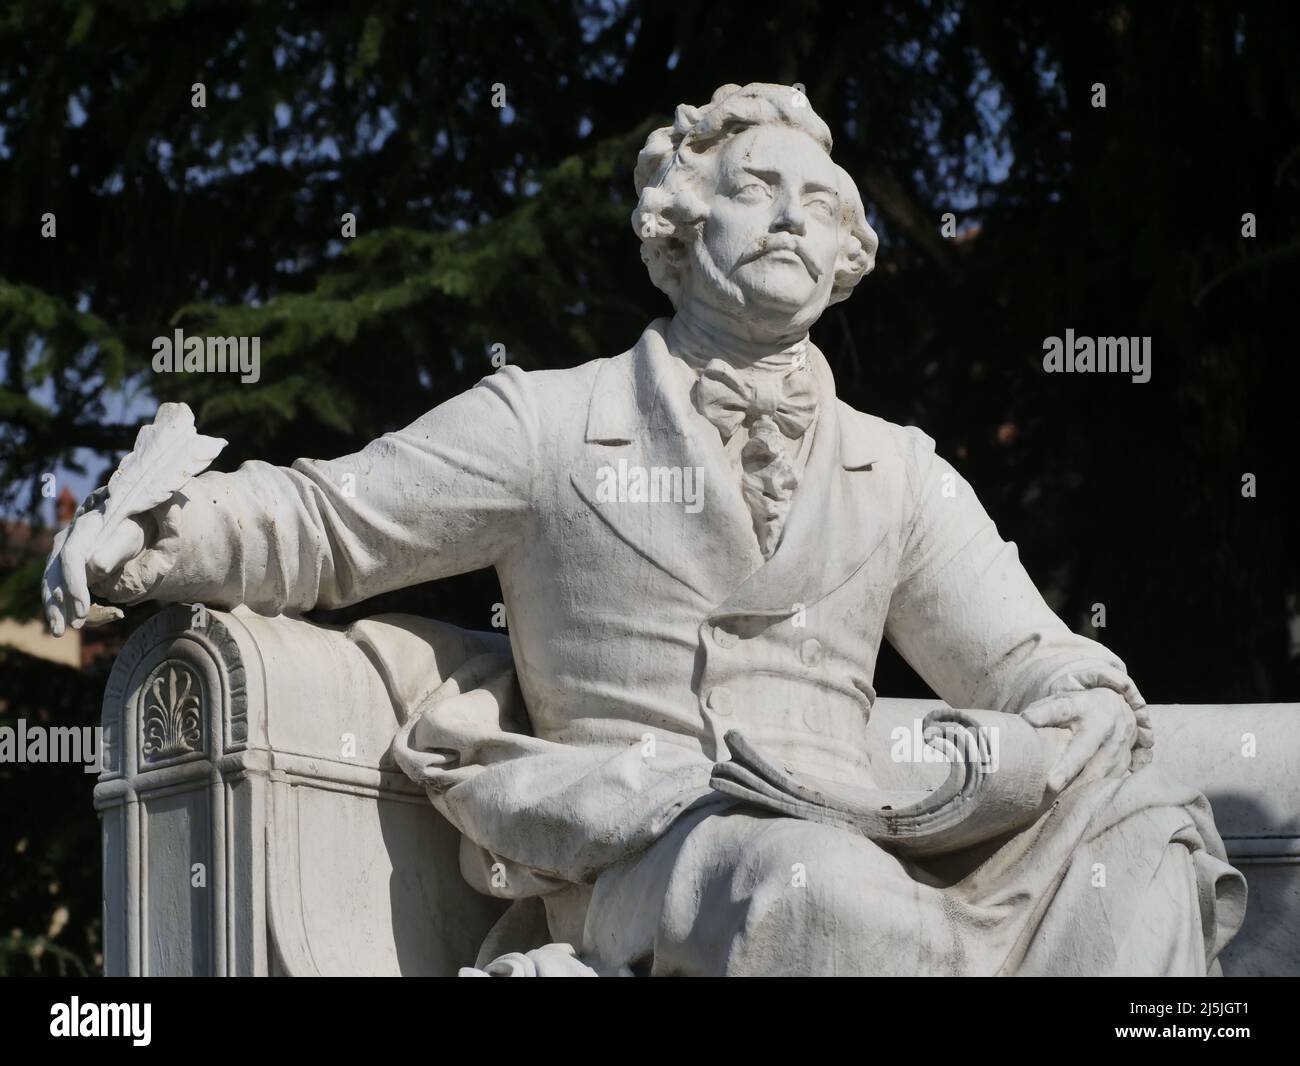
left=46, top=366, right=537, bottom=626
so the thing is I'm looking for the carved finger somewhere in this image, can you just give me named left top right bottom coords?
left=60, top=511, right=104, bottom=621
left=1047, top=712, right=1108, bottom=793
left=41, top=556, right=69, bottom=636
left=1021, top=697, right=1080, bottom=730
left=1133, top=707, right=1155, bottom=749
left=1095, top=708, right=1134, bottom=774
left=87, top=517, right=146, bottom=581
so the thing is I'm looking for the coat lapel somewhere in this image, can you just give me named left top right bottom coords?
left=711, top=344, right=892, bottom=622
left=569, top=319, right=761, bottom=602
left=570, top=323, right=893, bottom=615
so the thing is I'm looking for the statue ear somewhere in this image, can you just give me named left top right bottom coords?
left=852, top=212, right=879, bottom=269
left=830, top=166, right=878, bottom=292
left=828, top=221, right=878, bottom=305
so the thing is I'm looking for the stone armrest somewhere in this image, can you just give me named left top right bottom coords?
left=94, top=605, right=507, bottom=976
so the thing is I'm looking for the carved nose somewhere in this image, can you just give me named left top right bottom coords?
left=775, top=213, right=806, bottom=236
left=774, top=195, right=806, bottom=236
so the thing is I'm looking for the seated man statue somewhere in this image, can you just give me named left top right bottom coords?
left=43, top=83, right=1244, bottom=977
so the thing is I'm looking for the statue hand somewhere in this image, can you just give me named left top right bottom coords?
left=41, top=489, right=182, bottom=635
left=1021, top=687, right=1149, bottom=793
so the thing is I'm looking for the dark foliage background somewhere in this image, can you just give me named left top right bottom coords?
left=1, top=0, right=1296, bottom=973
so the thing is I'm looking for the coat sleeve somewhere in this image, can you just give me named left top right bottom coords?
left=109, top=366, right=538, bottom=614
left=883, top=426, right=1144, bottom=715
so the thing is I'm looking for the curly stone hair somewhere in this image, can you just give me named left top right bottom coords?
left=631, top=82, right=879, bottom=309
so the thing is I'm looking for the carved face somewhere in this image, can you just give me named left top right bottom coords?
left=690, top=125, right=844, bottom=333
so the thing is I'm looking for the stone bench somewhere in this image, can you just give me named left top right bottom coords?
left=94, top=606, right=1300, bottom=976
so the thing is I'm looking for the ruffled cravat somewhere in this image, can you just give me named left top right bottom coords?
left=693, top=358, right=819, bottom=558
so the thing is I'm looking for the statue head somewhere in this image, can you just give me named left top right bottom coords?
left=632, top=83, right=878, bottom=340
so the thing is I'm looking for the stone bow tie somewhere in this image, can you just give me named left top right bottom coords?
left=693, top=357, right=819, bottom=559
left=693, top=359, right=819, bottom=442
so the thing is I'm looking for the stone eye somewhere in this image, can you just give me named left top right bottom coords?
left=806, top=197, right=835, bottom=220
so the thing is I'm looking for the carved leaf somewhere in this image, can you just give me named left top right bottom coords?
left=98, top=402, right=226, bottom=544
left=142, top=663, right=204, bottom=761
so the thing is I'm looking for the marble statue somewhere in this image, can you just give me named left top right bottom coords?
left=43, top=83, right=1245, bottom=976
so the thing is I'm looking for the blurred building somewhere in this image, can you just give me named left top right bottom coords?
left=0, top=488, right=123, bottom=669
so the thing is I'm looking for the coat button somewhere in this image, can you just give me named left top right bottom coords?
left=800, top=638, right=823, bottom=666
left=713, top=625, right=739, bottom=649
left=707, top=687, right=735, bottom=716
